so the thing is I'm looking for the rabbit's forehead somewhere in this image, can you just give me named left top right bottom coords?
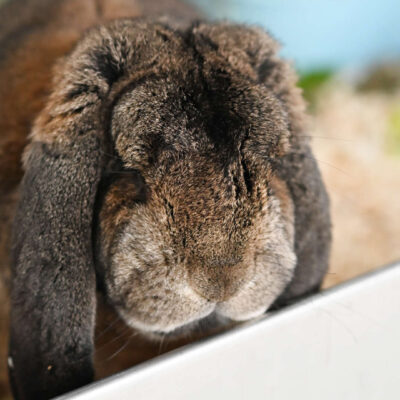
left=110, top=69, right=290, bottom=171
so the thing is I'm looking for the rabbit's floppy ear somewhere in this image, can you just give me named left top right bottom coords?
left=8, top=20, right=171, bottom=399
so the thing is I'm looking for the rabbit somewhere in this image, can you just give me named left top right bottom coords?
left=0, top=0, right=331, bottom=398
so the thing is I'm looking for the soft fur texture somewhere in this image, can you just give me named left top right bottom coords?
left=0, top=0, right=331, bottom=399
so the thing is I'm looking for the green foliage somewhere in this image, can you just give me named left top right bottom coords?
left=298, top=69, right=334, bottom=108
left=386, top=106, right=400, bottom=156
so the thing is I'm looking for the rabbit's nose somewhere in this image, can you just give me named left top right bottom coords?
left=188, top=259, right=253, bottom=303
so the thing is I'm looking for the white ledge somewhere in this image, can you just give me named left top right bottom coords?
left=59, top=262, right=400, bottom=400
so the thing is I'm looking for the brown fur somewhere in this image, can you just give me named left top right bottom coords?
left=0, top=0, right=330, bottom=398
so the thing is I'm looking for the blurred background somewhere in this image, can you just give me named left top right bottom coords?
left=188, top=0, right=400, bottom=287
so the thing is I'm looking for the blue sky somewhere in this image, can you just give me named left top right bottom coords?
left=188, top=0, right=400, bottom=71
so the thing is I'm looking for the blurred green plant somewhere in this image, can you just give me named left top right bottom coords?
left=386, top=105, right=400, bottom=156
left=297, top=69, right=333, bottom=109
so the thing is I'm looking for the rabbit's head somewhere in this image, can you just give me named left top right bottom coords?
left=10, top=19, right=328, bottom=399
left=88, top=21, right=304, bottom=333
left=93, top=22, right=299, bottom=334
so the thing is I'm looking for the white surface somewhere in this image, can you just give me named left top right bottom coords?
left=60, top=263, right=400, bottom=400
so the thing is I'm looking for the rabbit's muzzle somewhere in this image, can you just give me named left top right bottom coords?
left=188, top=257, right=254, bottom=302
left=97, top=171, right=296, bottom=334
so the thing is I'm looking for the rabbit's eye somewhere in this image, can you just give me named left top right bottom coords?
left=118, top=168, right=146, bottom=191
left=99, top=168, right=147, bottom=204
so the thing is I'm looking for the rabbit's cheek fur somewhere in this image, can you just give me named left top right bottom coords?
left=99, top=202, right=216, bottom=333
left=97, top=173, right=295, bottom=334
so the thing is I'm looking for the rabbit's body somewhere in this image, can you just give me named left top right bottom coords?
left=0, top=0, right=330, bottom=398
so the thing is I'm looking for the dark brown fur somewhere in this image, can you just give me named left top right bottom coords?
left=0, top=0, right=330, bottom=398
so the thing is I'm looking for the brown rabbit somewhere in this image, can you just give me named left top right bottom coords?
left=0, top=0, right=331, bottom=398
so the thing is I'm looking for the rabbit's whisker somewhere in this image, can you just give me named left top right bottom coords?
left=157, top=333, right=166, bottom=355
left=95, top=325, right=132, bottom=352
left=97, top=148, right=122, bottom=161
left=95, top=315, right=123, bottom=340
left=313, top=157, right=351, bottom=177
left=104, top=332, right=139, bottom=362
left=298, top=135, right=354, bottom=142
left=292, top=152, right=352, bottom=177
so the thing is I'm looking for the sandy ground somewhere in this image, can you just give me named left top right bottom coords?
left=310, top=81, right=400, bottom=287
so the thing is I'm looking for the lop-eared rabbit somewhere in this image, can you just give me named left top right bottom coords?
left=0, top=0, right=331, bottom=398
